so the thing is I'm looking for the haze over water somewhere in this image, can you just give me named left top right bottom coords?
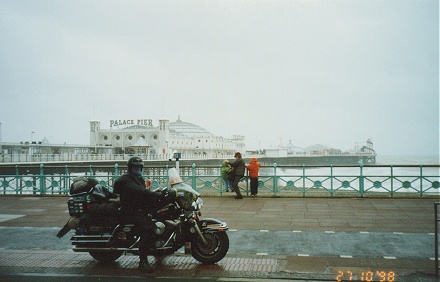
left=376, top=155, right=440, bottom=165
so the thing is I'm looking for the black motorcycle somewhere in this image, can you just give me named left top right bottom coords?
left=57, top=168, right=229, bottom=264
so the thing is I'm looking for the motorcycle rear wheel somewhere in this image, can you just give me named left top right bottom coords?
left=89, top=251, right=123, bottom=262
left=191, top=232, right=229, bottom=264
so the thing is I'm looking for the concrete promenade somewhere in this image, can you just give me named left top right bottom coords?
left=0, top=195, right=438, bottom=281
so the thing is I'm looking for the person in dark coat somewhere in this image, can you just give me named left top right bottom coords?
left=226, top=152, right=245, bottom=199
left=114, top=156, right=161, bottom=273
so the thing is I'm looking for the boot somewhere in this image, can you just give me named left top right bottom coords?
left=139, top=257, right=154, bottom=273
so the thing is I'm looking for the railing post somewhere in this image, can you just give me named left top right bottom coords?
left=390, top=165, right=394, bottom=196
left=192, top=163, right=197, bottom=190
left=330, top=164, right=334, bottom=196
left=219, top=164, right=223, bottom=193
left=420, top=165, right=423, bottom=197
left=359, top=163, right=364, bottom=197
left=65, top=165, right=69, bottom=195
left=302, top=164, right=306, bottom=197
left=273, top=163, right=278, bottom=196
left=15, top=165, right=19, bottom=195
left=39, top=164, right=45, bottom=195
left=113, top=163, right=119, bottom=183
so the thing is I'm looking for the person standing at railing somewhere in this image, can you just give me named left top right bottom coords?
left=226, top=152, right=245, bottom=199
left=221, top=160, right=233, bottom=192
left=246, top=157, right=261, bottom=197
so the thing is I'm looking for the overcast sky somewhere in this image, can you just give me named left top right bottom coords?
left=0, top=0, right=438, bottom=157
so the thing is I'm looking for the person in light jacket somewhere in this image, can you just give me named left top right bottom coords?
left=246, top=157, right=261, bottom=197
left=221, top=160, right=233, bottom=192
left=226, top=152, right=245, bottom=199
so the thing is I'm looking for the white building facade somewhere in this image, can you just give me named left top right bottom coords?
left=90, top=117, right=245, bottom=159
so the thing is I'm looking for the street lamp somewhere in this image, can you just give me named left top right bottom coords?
left=30, top=131, right=35, bottom=155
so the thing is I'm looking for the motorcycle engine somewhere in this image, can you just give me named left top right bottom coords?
left=153, top=220, right=179, bottom=248
left=154, top=221, right=166, bottom=235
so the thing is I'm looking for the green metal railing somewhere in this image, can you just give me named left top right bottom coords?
left=0, top=163, right=439, bottom=197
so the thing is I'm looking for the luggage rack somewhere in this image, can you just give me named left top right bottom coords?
left=68, top=187, right=94, bottom=216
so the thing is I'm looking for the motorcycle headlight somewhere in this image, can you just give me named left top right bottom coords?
left=191, top=197, right=203, bottom=211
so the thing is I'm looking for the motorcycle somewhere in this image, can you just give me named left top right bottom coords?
left=57, top=168, right=229, bottom=264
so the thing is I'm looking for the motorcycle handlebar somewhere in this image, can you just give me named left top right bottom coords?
left=155, top=187, right=177, bottom=204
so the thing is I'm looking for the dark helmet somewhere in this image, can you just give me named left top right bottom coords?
left=127, top=156, right=144, bottom=170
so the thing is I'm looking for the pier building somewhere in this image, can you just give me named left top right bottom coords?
left=90, top=116, right=244, bottom=159
left=0, top=117, right=376, bottom=164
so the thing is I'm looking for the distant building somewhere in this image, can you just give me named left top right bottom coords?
left=284, top=140, right=305, bottom=155
left=0, top=117, right=246, bottom=162
left=90, top=116, right=245, bottom=159
left=265, top=148, right=288, bottom=158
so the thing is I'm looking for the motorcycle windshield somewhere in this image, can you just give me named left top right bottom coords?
left=172, top=182, right=201, bottom=210
left=173, top=182, right=200, bottom=196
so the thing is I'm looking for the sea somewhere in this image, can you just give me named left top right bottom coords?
left=375, top=155, right=440, bottom=165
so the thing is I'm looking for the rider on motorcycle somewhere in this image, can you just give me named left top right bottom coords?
left=113, top=156, right=162, bottom=273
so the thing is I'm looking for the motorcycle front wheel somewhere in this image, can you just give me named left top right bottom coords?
left=89, top=251, right=123, bottom=262
left=191, top=231, right=229, bottom=264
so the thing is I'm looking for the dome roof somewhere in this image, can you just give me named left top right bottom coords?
left=169, top=117, right=212, bottom=137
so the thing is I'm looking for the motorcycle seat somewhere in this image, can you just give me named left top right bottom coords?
left=88, top=202, right=120, bottom=217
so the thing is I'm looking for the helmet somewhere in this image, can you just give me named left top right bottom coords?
left=127, top=156, right=144, bottom=170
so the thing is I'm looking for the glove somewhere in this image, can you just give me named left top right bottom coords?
left=153, top=190, right=167, bottom=204
left=161, top=189, right=169, bottom=199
